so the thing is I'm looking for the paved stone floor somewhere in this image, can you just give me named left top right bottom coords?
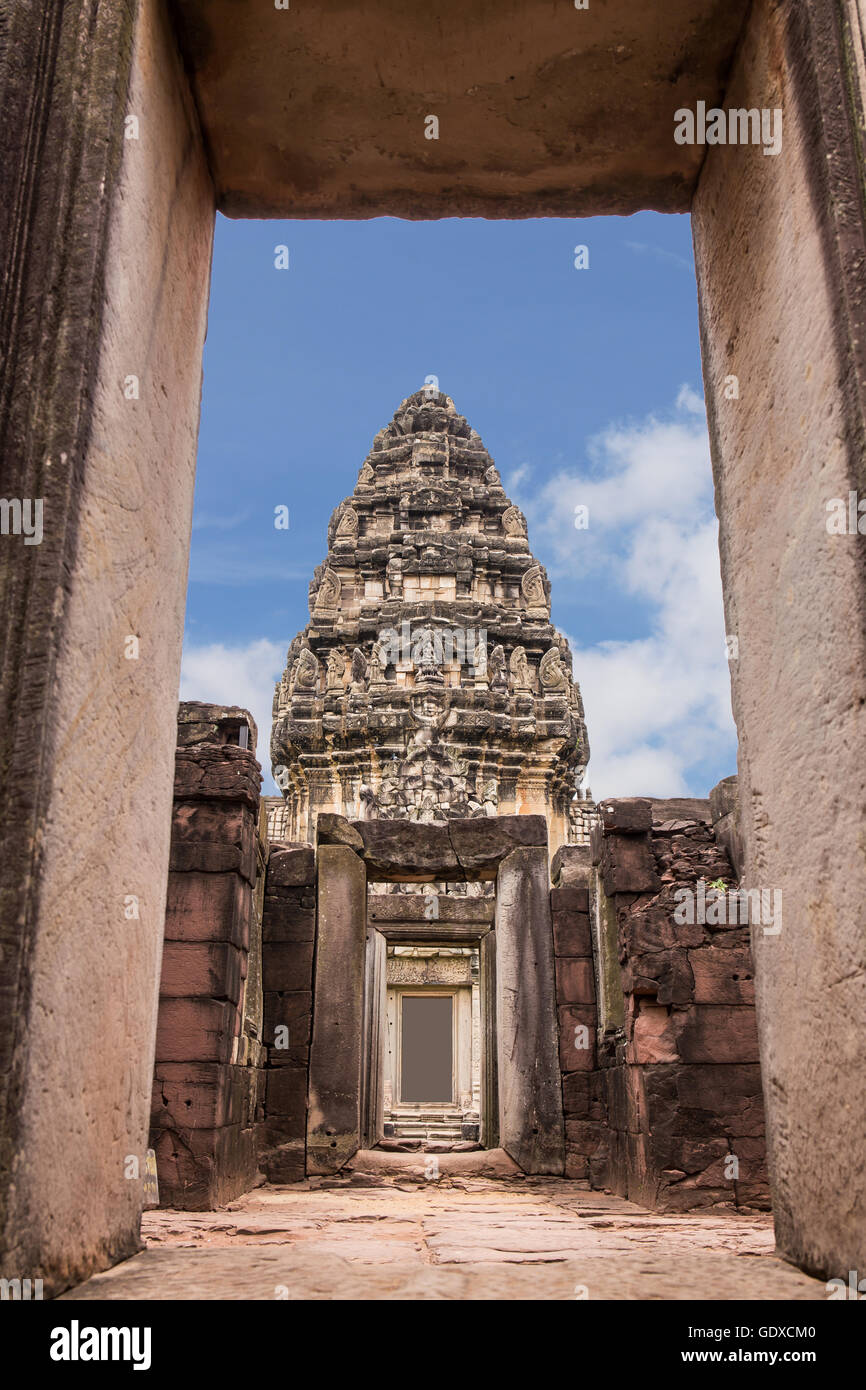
left=65, top=1176, right=827, bottom=1300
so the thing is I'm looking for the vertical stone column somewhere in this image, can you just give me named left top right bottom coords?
left=693, top=0, right=866, bottom=1274
left=480, top=932, right=499, bottom=1150
left=307, top=846, right=367, bottom=1174
left=151, top=710, right=263, bottom=1209
left=550, top=846, right=602, bottom=1180
left=495, top=847, right=564, bottom=1174
left=470, top=969, right=482, bottom=1121
left=361, top=928, right=387, bottom=1148
left=259, top=844, right=317, bottom=1182
left=0, top=0, right=214, bottom=1292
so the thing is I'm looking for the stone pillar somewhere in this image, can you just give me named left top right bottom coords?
left=0, top=0, right=214, bottom=1292
left=480, top=933, right=499, bottom=1150
left=307, top=846, right=367, bottom=1173
left=150, top=707, right=262, bottom=1209
left=361, top=928, right=387, bottom=1148
left=693, top=0, right=866, bottom=1274
left=550, top=846, right=601, bottom=1180
left=495, top=847, right=564, bottom=1174
left=259, top=844, right=317, bottom=1183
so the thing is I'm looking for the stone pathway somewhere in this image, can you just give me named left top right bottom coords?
left=64, top=1177, right=827, bottom=1300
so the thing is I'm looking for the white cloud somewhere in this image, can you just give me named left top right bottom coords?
left=513, top=389, right=737, bottom=799
left=624, top=240, right=694, bottom=274
left=180, top=637, right=287, bottom=791
left=504, top=462, right=533, bottom=491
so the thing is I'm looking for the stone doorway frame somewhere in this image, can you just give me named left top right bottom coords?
left=4, top=0, right=866, bottom=1292
left=373, top=935, right=486, bottom=1146
left=306, top=823, right=564, bottom=1177
left=389, top=987, right=461, bottom=1109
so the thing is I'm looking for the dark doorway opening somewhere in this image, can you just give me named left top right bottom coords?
left=401, top=995, right=453, bottom=1102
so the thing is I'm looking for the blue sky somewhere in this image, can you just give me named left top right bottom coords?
left=181, top=212, right=737, bottom=798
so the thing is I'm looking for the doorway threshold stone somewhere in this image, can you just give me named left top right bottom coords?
left=348, top=1147, right=523, bottom=1179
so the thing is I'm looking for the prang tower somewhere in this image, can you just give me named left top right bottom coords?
left=271, top=390, right=590, bottom=850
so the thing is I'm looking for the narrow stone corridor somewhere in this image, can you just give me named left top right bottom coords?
left=64, top=1177, right=826, bottom=1301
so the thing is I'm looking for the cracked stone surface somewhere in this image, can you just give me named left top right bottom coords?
left=63, top=1180, right=826, bottom=1300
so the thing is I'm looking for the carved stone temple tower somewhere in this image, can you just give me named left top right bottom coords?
left=271, top=390, right=592, bottom=852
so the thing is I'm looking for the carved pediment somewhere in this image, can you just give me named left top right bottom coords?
left=312, top=567, right=341, bottom=616
left=502, top=505, right=527, bottom=537
left=521, top=565, right=547, bottom=609
left=539, top=645, right=569, bottom=692
left=336, top=506, right=358, bottom=538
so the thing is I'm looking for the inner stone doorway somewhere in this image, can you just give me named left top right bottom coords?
left=313, top=824, right=562, bottom=1175
left=383, top=943, right=482, bottom=1146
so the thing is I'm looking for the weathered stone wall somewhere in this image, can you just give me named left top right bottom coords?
left=588, top=798, right=768, bottom=1212
left=693, top=0, right=866, bottom=1273
left=258, top=844, right=316, bottom=1183
left=151, top=706, right=264, bottom=1208
left=0, top=0, right=214, bottom=1293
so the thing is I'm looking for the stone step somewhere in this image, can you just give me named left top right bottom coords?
left=390, top=1115, right=464, bottom=1127
left=392, top=1125, right=463, bottom=1138
left=393, top=1123, right=463, bottom=1132
left=393, top=1134, right=463, bottom=1144
left=390, top=1111, right=465, bottom=1123
left=394, top=1123, right=464, bottom=1134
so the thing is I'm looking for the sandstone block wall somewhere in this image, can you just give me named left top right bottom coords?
left=589, top=798, right=769, bottom=1212
left=151, top=709, right=264, bottom=1208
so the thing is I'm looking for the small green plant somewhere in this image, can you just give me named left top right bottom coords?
left=709, top=878, right=727, bottom=893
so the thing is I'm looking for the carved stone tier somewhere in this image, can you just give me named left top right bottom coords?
left=271, top=390, right=590, bottom=851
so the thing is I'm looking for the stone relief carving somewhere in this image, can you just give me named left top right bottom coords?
left=502, top=504, right=527, bottom=537
left=521, top=564, right=547, bottom=610
left=336, top=505, right=358, bottom=539
left=368, top=637, right=387, bottom=686
left=539, top=645, right=569, bottom=692
left=350, top=647, right=368, bottom=690
left=488, top=644, right=507, bottom=691
left=473, top=636, right=488, bottom=683
left=509, top=645, right=531, bottom=691
left=294, top=644, right=320, bottom=691
left=387, top=957, right=472, bottom=985
left=325, top=648, right=346, bottom=691
left=360, top=685, right=497, bottom=823
left=313, top=567, right=341, bottom=615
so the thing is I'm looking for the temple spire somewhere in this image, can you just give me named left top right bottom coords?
left=271, top=390, right=590, bottom=851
